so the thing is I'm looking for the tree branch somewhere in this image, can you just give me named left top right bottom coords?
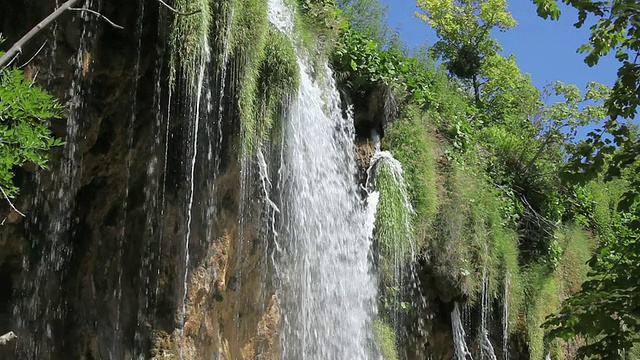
left=155, top=0, right=203, bottom=16
left=18, top=40, right=48, bottom=69
left=0, top=187, right=25, bottom=218
left=0, top=0, right=82, bottom=68
left=0, top=331, right=17, bottom=345
left=67, top=8, right=124, bottom=29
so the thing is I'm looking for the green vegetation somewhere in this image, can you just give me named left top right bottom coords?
left=228, top=0, right=301, bottom=152
left=415, top=0, right=516, bottom=103
left=528, top=3, right=640, bottom=356
left=524, top=225, right=594, bottom=359
left=168, top=0, right=212, bottom=88
left=383, top=107, right=438, bottom=243
left=0, top=38, right=64, bottom=200
left=373, top=161, right=414, bottom=285
left=331, top=0, right=640, bottom=357
left=373, top=319, right=399, bottom=360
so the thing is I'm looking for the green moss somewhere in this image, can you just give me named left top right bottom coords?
left=523, top=225, right=594, bottom=359
left=295, top=0, right=342, bottom=54
left=384, top=107, right=439, bottom=240
left=229, top=0, right=299, bottom=153
left=169, top=0, right=212, bottom=88
left=492, top=226, right=524, bottom=333
left=374, top=161, right=414, bottom=286
left=373, top=319, right=399, bottom=360
left=525, top=269, right=559, bottom=360
left=251, top=27, right=300, bottom=150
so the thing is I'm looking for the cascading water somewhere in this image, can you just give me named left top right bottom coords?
left=277, top=57, right=378, bottom=359
left=267, top=1, right=378, bottom=358
left=452, top=302, right=473, bottom=360
left=13, top=2, right=97, bottom=357
left=503, top=273, right=511, bottom=360
left=480, top=269, right=498, bottom=360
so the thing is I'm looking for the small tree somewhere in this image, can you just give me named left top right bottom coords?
left=415, top=0, right=516, bottom=104
left=0, top=37, right=64, bottom=212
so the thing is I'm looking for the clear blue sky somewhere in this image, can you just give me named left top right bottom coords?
left=380, top=0, right=620, bottom=93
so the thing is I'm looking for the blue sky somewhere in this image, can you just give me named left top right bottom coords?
left=380, top=0, right=620, bottom=93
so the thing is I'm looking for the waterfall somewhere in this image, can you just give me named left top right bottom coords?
left=480, top=269, right=497, bottom=360
left=452, top=302, right=473, bottom=360
left=277, top=57, right=378, bottom=359
left=13, top=2, right=98, bottom=357
left=267, top=1, right=378, bottom=358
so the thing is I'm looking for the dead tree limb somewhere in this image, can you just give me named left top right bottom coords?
left=155, top=0, right=203, bottom=15
left=67, top=8, right=124, bottom=29
left=0, top=331, right=17, bottom=345
left=0, top=0, right=82, bottom=68
left=0, top=186, right=25, bottom=217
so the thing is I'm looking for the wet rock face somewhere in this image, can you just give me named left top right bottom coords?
left=0, top=1, right=276, bottom=359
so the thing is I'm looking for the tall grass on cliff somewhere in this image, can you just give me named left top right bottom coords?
left=168, top=0, right=212, bottom=88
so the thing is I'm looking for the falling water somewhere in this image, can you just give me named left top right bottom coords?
left=503, top=273, right=511, bottom=360
left=266, top=1, right=378, bottom=357
left=276, top=57, right=378, bottom=359
left=366, top=149, right=416, bottom=334
left=452, top=302, right=473, bottom=360
left=14, top=2, right=98, bottom=357
left=480, top=269, right=497, bottom=360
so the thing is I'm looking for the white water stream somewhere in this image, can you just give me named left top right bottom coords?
left=452, top=302, right=473, bottom=360
left=267, top=1, right=379, bottom=358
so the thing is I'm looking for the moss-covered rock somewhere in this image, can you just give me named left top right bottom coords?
left=373, top=319, right=399, bottom=360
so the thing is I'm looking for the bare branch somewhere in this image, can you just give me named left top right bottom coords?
left=0, top=0, right=82, bottom=68
left=0, top=187, right=25, bottom=218
left=0, top=331, right=17, bottom=346
left=68, top=8, right=124, bottom=30
left=18, top=40, right=48, bottom=69
left=155, top=0, right=203, bottom=16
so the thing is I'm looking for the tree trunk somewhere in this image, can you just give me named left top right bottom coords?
left=473, top=73, right=480, bottom=106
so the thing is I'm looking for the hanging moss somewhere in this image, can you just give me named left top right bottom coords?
left=383, top=107, right=439, bottom=241
left=250, top=27, right=299, bottom=150
left=374, top=161, right=414, bottom=286
left=230, top=0, right=299, bottom=152
left=168, top=0, right=212, bottom=88
left=523, top=225, right=594, bottom=360
left=373, top=319, right=399, bottom=360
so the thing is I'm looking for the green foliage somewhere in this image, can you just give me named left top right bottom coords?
left=373, top=161, right=414, bottom=286
left=335, top=0, right=401, bottom=50
left=383, top=107, right=438, bottom=236
left=522, top=225, right=594, bottom=359
left=168, top=0, right=212, bottom=88
left=427, top=158, right=517, bottom=299
left=480, top=54, right=542, bottom=126
left=0, top=55, right=64, bottom=198
left=228, top=0, right=299, bottom=152
left=296, top=0, right=342, bottom=52
left=524, top=262, right=560, bottom=360
left=373, top=318, right=399, bottom=360
left=544, top=207, right=640, bottom=359
left=533, top=0, right=640, bottom=119
left=415, top=0, right=516, bottom=101
left=333, top=27, right=437, bottom=108
left=252, top=27, right=300, bottom=149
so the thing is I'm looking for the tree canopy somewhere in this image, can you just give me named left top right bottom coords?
left=415, top=0, right=516, bottom=103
